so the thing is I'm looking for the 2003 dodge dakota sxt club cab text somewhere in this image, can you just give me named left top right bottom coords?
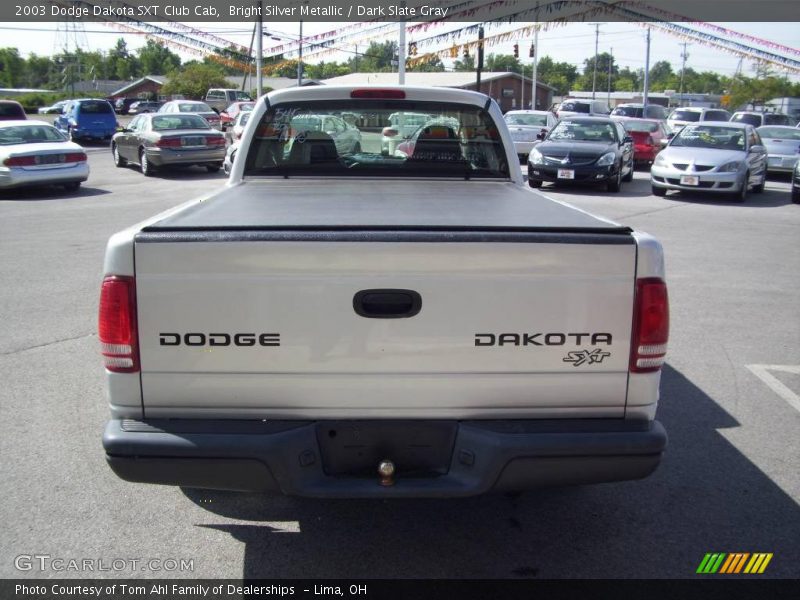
left=99, top=86, right=669, bottom=498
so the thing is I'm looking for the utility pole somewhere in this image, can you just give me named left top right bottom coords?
left=643, top=27, right=651, bottom=116
left=607, top=47, right=613, bottom=106
left=678, top=42, right=690, bottom=106
left=476, top=26, right=485, bottom=91
left=255, top=0, right=262, bottom=97
left=592, top=23, right=600, bottom=100
left=532, top=3, right=539, bottom=109
left=398, top=22, right=406, bottom=84
left=297, top=20, right=303, bottom=86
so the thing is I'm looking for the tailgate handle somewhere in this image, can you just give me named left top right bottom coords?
left=353, top=289, right=422, bottom=319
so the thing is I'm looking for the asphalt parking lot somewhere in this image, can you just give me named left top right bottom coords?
left=0, top=146, right=798, bottom=580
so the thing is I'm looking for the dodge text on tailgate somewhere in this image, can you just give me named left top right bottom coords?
left=100, top=86, right=668, bottom=497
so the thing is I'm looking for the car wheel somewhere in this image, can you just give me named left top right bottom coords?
left=606, top=166, right=622, bottom=193
left=140, top=149, right=154, bottom=177
left=622, top=159, right=634, bottom=182
left=527, top=166, right=542, bottom=188
left=112, top=143, right=126, bottom=168
left=651, top=185, right=667, bottom=197
left=63, top=181, right=80, bottom=192
left=752, top=170, right=766, bottom=194
left=206, top=163, right=222, bottom=173
left=731, top=173, right=748, bottom=202
left=792, top=187, right=800, bottom=204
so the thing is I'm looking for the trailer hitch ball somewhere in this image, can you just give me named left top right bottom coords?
left=378, top=459, right=396, bottom=486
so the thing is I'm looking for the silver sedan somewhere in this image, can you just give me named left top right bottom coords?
left=650, top=122, right=767, bottom=202
left=0, top=120, right=88, bottom=191
left=756, top=125, right=800, bottom=173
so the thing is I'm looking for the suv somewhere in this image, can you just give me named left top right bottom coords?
left=555, top=98, right=610, bottom=118
left=55, top=99, right=118, bottom=142
left=610, top=103, right=668, bottom=120
left=114, top=98, right=138, bottom=115
left=731, top=111, right=794, bottom=128
left=666, top=107, right=731, bottom=133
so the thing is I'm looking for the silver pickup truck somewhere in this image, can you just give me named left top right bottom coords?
left=100, top=85, right=669, bottom=498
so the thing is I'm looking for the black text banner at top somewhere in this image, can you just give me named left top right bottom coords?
left=6, top=0, right=800, bottom=22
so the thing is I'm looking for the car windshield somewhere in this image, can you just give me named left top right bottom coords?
left=79, top=101, right=113, bottom=114
left=235, top=91, right=252, bottom=101
left=763, top=114, right=793, bottom=125
left=757, top=126, right=800, bottom=140
left=670, top=110, right=701, bottom=122
left=244, top=100, right=509, bottom=179
left=238, top=112, right=251, bottom=126
left=178, top=102, right=212, bottom=113
left=559, top=102, right=590, bottom=113
left=505, top=113, right=549, bottom=127
left=151, top=115, right=210, bottom=130
left=671, top=125, right=746, bottom=150
left=621, top=120, right=660, bottom=133
left=0, top=124, right=66, bottom=144
left=611, top=106, right=643, bottom=118
left=547, top=120, right=617, bottom=142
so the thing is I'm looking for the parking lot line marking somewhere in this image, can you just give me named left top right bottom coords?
left=746, top=364, right=800, bottom=413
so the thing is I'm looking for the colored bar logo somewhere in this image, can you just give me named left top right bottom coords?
left=696, top=553, right=773, bottom=574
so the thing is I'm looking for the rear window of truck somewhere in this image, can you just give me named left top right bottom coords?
left=244, top=100, right=510, bottom=179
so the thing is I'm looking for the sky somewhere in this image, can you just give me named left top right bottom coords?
left=1, top=20, right=798, bottom=83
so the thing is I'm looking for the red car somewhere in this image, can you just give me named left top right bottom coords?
left=219, top=101, right=255, bottom=131
left=614, top=117, right=669, bottom=166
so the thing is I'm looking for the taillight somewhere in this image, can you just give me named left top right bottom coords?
left=156, top=137, right=181, bottom=148
left=351, top=89, right=406, bottom=99
left=64, top=152, right=87, bottom=162
left=98, top=276, right=139, bottom=373
left=630, top=278, right=669, bottom=373
left=4, top=155, right=38, bottom=166
left=206, top=136, right=226, bottom=146
left=382, top=127, right=398, bottom=137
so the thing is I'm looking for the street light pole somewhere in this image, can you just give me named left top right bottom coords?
left=297, top=20, right=303, bottom=86
left=643, top=28, right=651, bottom=116
left=592, top=23, right=599, bottom=100
left=255, top=0, right=262, bottom=97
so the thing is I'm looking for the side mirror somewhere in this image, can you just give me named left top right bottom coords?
left=667, top=132, right=676, bottom=139
left=749, top=144, right=765, bottom=154
left=536, top=131, right=546, bottom=140
left=659, top=138, right=670, bottom=147
left=622, top=135, right=633, bottom=145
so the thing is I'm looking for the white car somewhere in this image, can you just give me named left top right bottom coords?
left=755, top=125, right=800, bottom=173
left=223, top=140, right=238, bottom=176
left=666, top=107, right=731, bottom=134
left=651, top=121, right=766, bottom=201
left=503, top=110, right=557, bottom=162
left=380, top=111, right=432, bottom=155
left=0, top=120, right=88, bottom=191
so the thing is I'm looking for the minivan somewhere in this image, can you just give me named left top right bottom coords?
left=666, top=107, right=731, bottom=133
left=55, top=99, right=118, bottom=142
left=731, top=111, right=795, bottom=128
left=555, top=99, right=610, bottom=118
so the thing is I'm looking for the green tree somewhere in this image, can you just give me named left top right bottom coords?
left=484, top=53, right=522, bottom=74
left=535, top=55, right=578, bottom=95
left=453, top=54, right=475, bottom=72
left=161, top=63, right=231, bottom=99
left=407, top=56, right=445, bottom=73
left=647, top=60, right=674, bottom=91
left=23, top=53, right=53, bottom=88
left=137, top=40, right=181, bottom=75
left=348, top=41, right=397, bottom=72
left=0, top=48, right=25, bottom=87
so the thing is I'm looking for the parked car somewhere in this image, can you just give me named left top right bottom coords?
left=755, top=125, right=800, bottom=173
left=527, top=116, right=634, bottom=192
left=54, top=98, right=117, bottom=142
left=204, top=88, right=253, bottom=113
left=650, top=121, right=766, bottom=201
left=503, top=110, right=558, bottom=162
left=381, top=111, right=432, bottom=155
left=223, top=140, right=239, bottom=176
left=666, top=107, right=731, bottom=133
left=394, top=119, right=462, bottom=158
left=37, top=100, right=68, bottom=115
left=614, top=117, right=671, bottom=166
left=792, top=158, right=800, bottom=203
left=219, top=101, right=255, bottom=130
left=111, top=112, right=226, bottom=176
left=731, top=111, right=794, bottom=128
left=0, top=100, right=27, bottom=121
left=228, top=110, right=252, bottom=143
left=290, top=113, right=362, bottom=155
left=0, top=120, right=88, bottom=191
left=554, top=98, right=610, bottom=118
left=157, top=100, right=221, bottom=130
left=128, top=101, right=163, bottom=115
left=610, top=103, right=668, bottom=120
left=114, top=98, right=138, bottom=115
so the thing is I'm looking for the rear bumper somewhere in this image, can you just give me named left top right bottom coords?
left=104, top=418, right=667, bottom=498
left=0, top=164, right=89, bottom=189
left=145, top=147, right=226, bottom=166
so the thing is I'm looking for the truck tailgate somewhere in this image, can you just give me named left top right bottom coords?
left=133, top=181, right=636, bottom=419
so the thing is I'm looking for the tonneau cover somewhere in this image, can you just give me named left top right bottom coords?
left=144, top=180, right=631, bottom=234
